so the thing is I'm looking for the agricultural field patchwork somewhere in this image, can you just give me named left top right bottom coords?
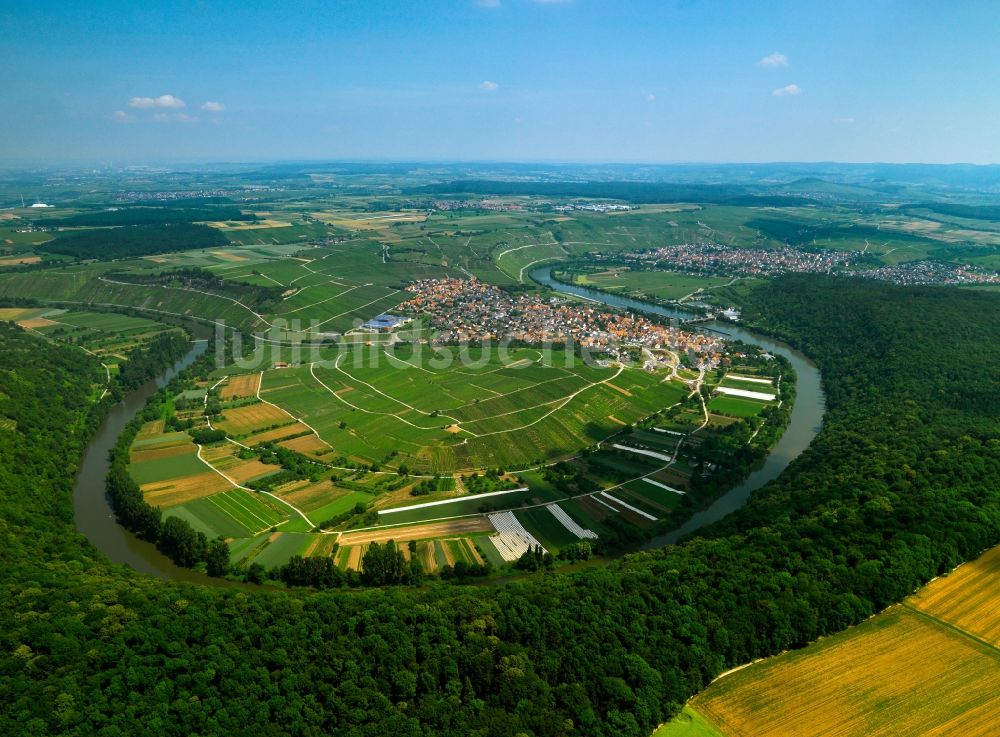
left=258, top=344, right=689, bottom=473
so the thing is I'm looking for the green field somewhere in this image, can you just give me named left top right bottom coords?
left=374, top=487, right=544, bottom=525
left=305, top=491, right=371, bottom=522
left=515, top=505, right=582, bottom=550
left=128, top=451, right=206, bottom=484
left=252, top=532, right=317, bottom=568
left=165, top=490, right=288, bottom=539
left=256, top=344, right=688, bottom=473
left=653, top=706, right=725, bottom=737
left=561, top=268, right=735, bottom=300
left=707, top=395, right=768, bottom=417
left=228, top=534, right=271, bottom=564
left=621, top=479, right=684, bottom=511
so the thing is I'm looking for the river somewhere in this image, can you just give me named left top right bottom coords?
left=73, top=272, right=824, bottom=580
left=530, top=267, right=826, bottom=546
left=71, top=339, right=237, bottom=584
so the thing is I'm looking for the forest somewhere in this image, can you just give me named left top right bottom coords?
left=0, top=276, right=998, bottom=737
left=37, top=223, right=229, bottom=260
left=410, top=180, right=812, bottom=207
left=39, top=206, right=256, bottom=228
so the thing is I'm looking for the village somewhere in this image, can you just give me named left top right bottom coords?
left=614, top=242, right=856, bottom=276
left=399, top=277, right=726, bottom=368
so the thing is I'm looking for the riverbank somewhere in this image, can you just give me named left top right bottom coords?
left=71, top=339, right=237, bottom=584
left=531, top=266, right=826, bottom=546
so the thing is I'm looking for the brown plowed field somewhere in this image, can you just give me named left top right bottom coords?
left=142, top=472, right=231, bottom=507
left=279, top=433, right=330, bottom=454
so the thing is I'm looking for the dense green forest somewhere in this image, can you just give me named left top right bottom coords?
left=116, top=331, right=192, bottom=391
left=40, top=207, right=255, bottom=228
left=901, top=201, right=1000, bottom=221
left=1, top=276, right=998, bottom=736
left=411, top=180, right=811, bottom=207
left=37, top=223, right=229, bottom=260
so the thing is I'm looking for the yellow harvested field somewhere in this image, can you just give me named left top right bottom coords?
left=0, top=307, right=42, bottom=320
left=279, top=479, right=344, bottom=511
left=17, top=317, right=58, bottom=329
left=909, top=545, right=1000, bottom=647
left=346, top=545, right=363, bottom=571
left=206, top=219, right=292, bottom=230
left=692, top=606, right=1000, bottom=737
left=201, top=444, right=236, bottom=462
left=0, top=254, right=41, bottom=267
left=214, top=402, right=292, bottom=435
left=440, top=540, right=456, bottom=566
left=339, top=517, right=492, bottom=546
left=279, top=433, right=330, bottom=454
left=420, top=541, right=437, bottom=572
left=465, top=538, right=485, bottom=565
left=220, top=373, right=261, bottom=399
left=311, top=211, right=428, bottom=230
left=211, top=250, right=247, bottom=261
left=222, top=459, right=282, bottom=484
left=606, top=383, right=633, bottom=397
left=142, top=472, right=231, bottom=507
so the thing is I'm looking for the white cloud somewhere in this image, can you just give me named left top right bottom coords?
left=646, top=93, right=656, bottom=102
left=772, top=84, right=801, bottom=97
left=128, top=94, right=186, bottom=109
left=833, top=117, right=856, bottom=124
left=153, top=112, right=199, bottom=123
left=110, top=110, right=135, bottom=123
left=479, top=80, right=499, bottom=91
left=758, top=52, right=789, bottom=68
left=201, top=101, right=225, bottom=112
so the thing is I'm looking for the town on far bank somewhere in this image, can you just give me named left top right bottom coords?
left=398, top=277, right=727, bottom=371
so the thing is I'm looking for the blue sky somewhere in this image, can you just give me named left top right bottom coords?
left=3, top=0, right=999, bottom=164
